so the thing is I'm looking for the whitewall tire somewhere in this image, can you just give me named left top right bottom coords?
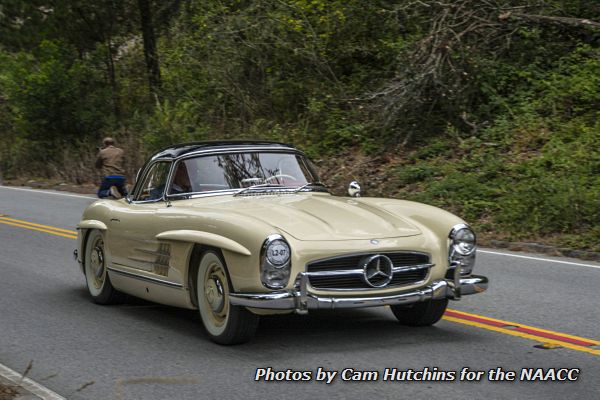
left=196, top=250, right=259, bottom=344
left=84, top=230, right=124, bottom=304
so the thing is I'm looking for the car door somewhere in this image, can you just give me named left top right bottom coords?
left=107, top=161, right=173, bottom=277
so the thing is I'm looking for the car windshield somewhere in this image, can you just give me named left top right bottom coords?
left=168, top=152, right=321, bottom=195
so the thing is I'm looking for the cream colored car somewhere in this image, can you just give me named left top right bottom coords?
left=75, top=141, right=488, bottom=344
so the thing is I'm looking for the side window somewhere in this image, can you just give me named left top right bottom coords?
left=135, top=162, right=171, bottom=201
left=168, top=162, right=192, bottom=195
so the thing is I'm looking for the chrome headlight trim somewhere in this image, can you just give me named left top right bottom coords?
left=260, top=234, right=291, bottom=289
left=449, top=224, right=477, bottom=275
left=449, top=223, right=477, bottom=256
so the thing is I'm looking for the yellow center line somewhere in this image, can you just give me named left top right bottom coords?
left=0, top=218, right=77, bottom=240
left=442, top=315, right=600, bottom=356
left=0, top=216, right=77, bottom=235
left=447, top=308, right=600, bottom=345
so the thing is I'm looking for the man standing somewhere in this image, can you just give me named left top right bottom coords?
left=95, top=137, right=128, bottom=199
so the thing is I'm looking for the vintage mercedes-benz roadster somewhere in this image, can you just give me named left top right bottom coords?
left=75, top=141, right=488, bottom=344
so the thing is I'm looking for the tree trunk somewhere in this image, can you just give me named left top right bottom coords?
left=105, top=38, right=121, bottom=120
left=138, top=0, right=161, bottom=99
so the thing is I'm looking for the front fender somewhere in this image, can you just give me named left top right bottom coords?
left=76, top=220, right=109, bottom=271
left=156, top=230, right=252, bottom=256
left=77, top=219, right=108, bottom=231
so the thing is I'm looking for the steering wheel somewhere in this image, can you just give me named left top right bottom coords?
left=264, top=174, right=296, bottom=183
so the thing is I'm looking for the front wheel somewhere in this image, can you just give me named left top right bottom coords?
left=196, top=250, right=259, bottom=345
left=390, top=298, right=448, bottom=326
left=84, top=230, right=124, bottom=304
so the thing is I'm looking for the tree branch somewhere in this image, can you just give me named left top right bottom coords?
left=500, top=12, right=600, bottom=31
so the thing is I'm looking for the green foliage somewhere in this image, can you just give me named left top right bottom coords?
left=499, top=119, right=599, bottom=233
left=411, top=139, right=454, bottom=160
left=396, top=164, right=442, bottom=186
left=0, top=40, right=113, bottom=174
left=140, top=99, right=212, bottom=151
left=152, top=0, right=402, bottom=153
left=394, top=45, right=599, bottom=248
left=0, top=0, right=598, bottom=249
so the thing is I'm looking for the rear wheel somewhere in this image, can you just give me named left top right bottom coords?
left=84, top=230, right=124, bottom=304
left=390, top=299, right=448, bottom=326
left=196, top=250, right=259, bottom=345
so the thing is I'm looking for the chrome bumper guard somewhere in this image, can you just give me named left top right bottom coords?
left=229, top=272, right=488, bottom=314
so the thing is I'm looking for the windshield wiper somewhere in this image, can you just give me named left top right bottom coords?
left=293, top=182, right=328, bottom=193
left=234, top=182, right=328, bottom=197
left=233, top=183, right=285, bottom=197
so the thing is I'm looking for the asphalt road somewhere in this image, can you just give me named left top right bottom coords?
left=1, top=185, right=598, bottom=400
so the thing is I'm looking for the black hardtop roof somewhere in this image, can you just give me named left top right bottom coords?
left=150, top=140, right=296, bottom=160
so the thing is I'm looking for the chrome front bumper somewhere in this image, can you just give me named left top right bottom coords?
left=229, top=272, right=488, bottom=314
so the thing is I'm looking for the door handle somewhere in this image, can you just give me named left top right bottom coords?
left=110, top=218, right=121, bottom=223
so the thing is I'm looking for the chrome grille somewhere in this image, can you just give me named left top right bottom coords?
left=306, top=252, right=432, bottom=290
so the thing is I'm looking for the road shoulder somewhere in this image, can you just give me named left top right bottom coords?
left=0, top=363, right=65, bottom=400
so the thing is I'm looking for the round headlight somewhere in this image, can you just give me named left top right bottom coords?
left=266, top=239, right=290, bottom=266
left=451, top=226, right=476, bottom=256
left=261, top=235, right=292, bottom=289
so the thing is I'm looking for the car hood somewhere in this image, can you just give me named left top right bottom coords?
left=195, top=194, right=422, bottom=241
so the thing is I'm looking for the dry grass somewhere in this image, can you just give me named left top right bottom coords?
left=0, top=382, right=18, bottom=400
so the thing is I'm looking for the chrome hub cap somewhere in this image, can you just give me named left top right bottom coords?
left=197, top=253, right=231, bottom=335
left=92, top=246, right=105, bottom=278
left=205, top=275, right=225, bottom=313
left=89, top=240, right=105, bottom=289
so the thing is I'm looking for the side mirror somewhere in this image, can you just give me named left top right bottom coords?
left=348, top=181, right=361, bottom=197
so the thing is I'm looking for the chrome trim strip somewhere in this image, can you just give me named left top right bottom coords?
left=307, top=277, right=431, bottom=292
left=135, top=248, right=171, bottom=257
left=170, top=190, right=240, bottom=200
left=175, top=147, right=301, bottom=159
left=391, top=263, right=434, bottom=273
left=306, top=250, right=430, bottom=266
left=305, top=269, right=364, bottom=277
left=229, top=274, right=488, bottom=312
left=108, top=265, right=183, bottom=289
left=303, top=264, right=433, bottom=285
left=126, top=256, right=169, bottom=266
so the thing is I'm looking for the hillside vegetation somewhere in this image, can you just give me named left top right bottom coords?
left=0, top=1, right=598, bottom=250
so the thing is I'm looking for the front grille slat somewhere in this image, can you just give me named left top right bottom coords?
left=306, top=252, right=431, bottom=290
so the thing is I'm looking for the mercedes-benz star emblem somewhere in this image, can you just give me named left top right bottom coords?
left=361, top=254, right=394, bottom=288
